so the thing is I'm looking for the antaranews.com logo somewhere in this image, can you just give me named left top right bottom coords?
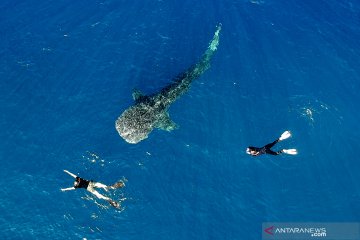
left=264, top=225, right=326, bottom=238
left=262, top=222, right=360, bottom=240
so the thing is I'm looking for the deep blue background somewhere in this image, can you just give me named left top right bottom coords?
left=1, top=0, right=360, bottom=239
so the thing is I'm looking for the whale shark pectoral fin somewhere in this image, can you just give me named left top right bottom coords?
left=156, top=111, right=178, bottom=132
left=132, top=89, right=145, bottom=102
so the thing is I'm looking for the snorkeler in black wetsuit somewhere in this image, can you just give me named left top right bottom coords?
left=246, top=131, right=297, bottom=157
left=61, top=170, right=125, bottom=208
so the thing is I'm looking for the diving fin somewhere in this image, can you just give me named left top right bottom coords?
left=279, top=130, right=291, bottom=141
left=282, top=149, right=298, bottom=155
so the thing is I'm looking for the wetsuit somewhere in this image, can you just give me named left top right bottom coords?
left=74, top=177, right=91, bottom=189
left=251, top=139, right=283, bottom=156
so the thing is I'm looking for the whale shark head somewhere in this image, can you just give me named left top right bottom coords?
left=115, top=97, right=177, bottom=144
left=115, top=103, right=156, bottom=144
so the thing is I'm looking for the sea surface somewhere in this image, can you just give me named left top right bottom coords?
left=1, top=0, right=360, bottom=239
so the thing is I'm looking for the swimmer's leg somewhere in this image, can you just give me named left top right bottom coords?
left=93, top=182, right=109, bottom=191
left=266, top=149, right=282, bottom=155
left=89, top=189, right=111, bottom=201
left=93, top=181, right=125, bottom=191
left=265, top=140, right=279, bottom=149
left=88, top=187, right=120, bottom=208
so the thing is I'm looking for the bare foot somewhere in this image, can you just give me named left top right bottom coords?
left=110, top=181, right=125, bottom=189
left=109, top=200, right=120, bottom=208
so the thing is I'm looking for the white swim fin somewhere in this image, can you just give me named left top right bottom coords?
left=279, top=130, right=291, bottom=141
left=282, top=149, right=297, bottom=155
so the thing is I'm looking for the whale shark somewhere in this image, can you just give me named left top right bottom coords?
left=115, top=25, right=221, bottom=144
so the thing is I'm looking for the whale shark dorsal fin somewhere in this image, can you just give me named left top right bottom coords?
left=156, top=111, right=178, bottom=131
left=132, top=89, right=145, bottom=102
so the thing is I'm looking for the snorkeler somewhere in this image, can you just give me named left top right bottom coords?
left=61, top=170, right=125, bottom=208
left=246, top=131, right=298, bottom=156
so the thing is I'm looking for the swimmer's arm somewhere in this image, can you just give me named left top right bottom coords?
left=61, top=187, right=75, bottom=192
left=63, top=170, right=77, bottom=178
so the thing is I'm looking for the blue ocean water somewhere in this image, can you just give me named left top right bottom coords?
left=1, top=0, right=360, bottom=239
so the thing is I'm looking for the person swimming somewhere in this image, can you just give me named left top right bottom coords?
left=246, top=131, right=298, bottom=156
left=61, top=170, right=125, bottom=208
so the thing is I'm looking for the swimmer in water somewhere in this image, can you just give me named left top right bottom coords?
left=246, top=131, right=298, bottom=156
left=61, top=170, right=125, bottom=208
